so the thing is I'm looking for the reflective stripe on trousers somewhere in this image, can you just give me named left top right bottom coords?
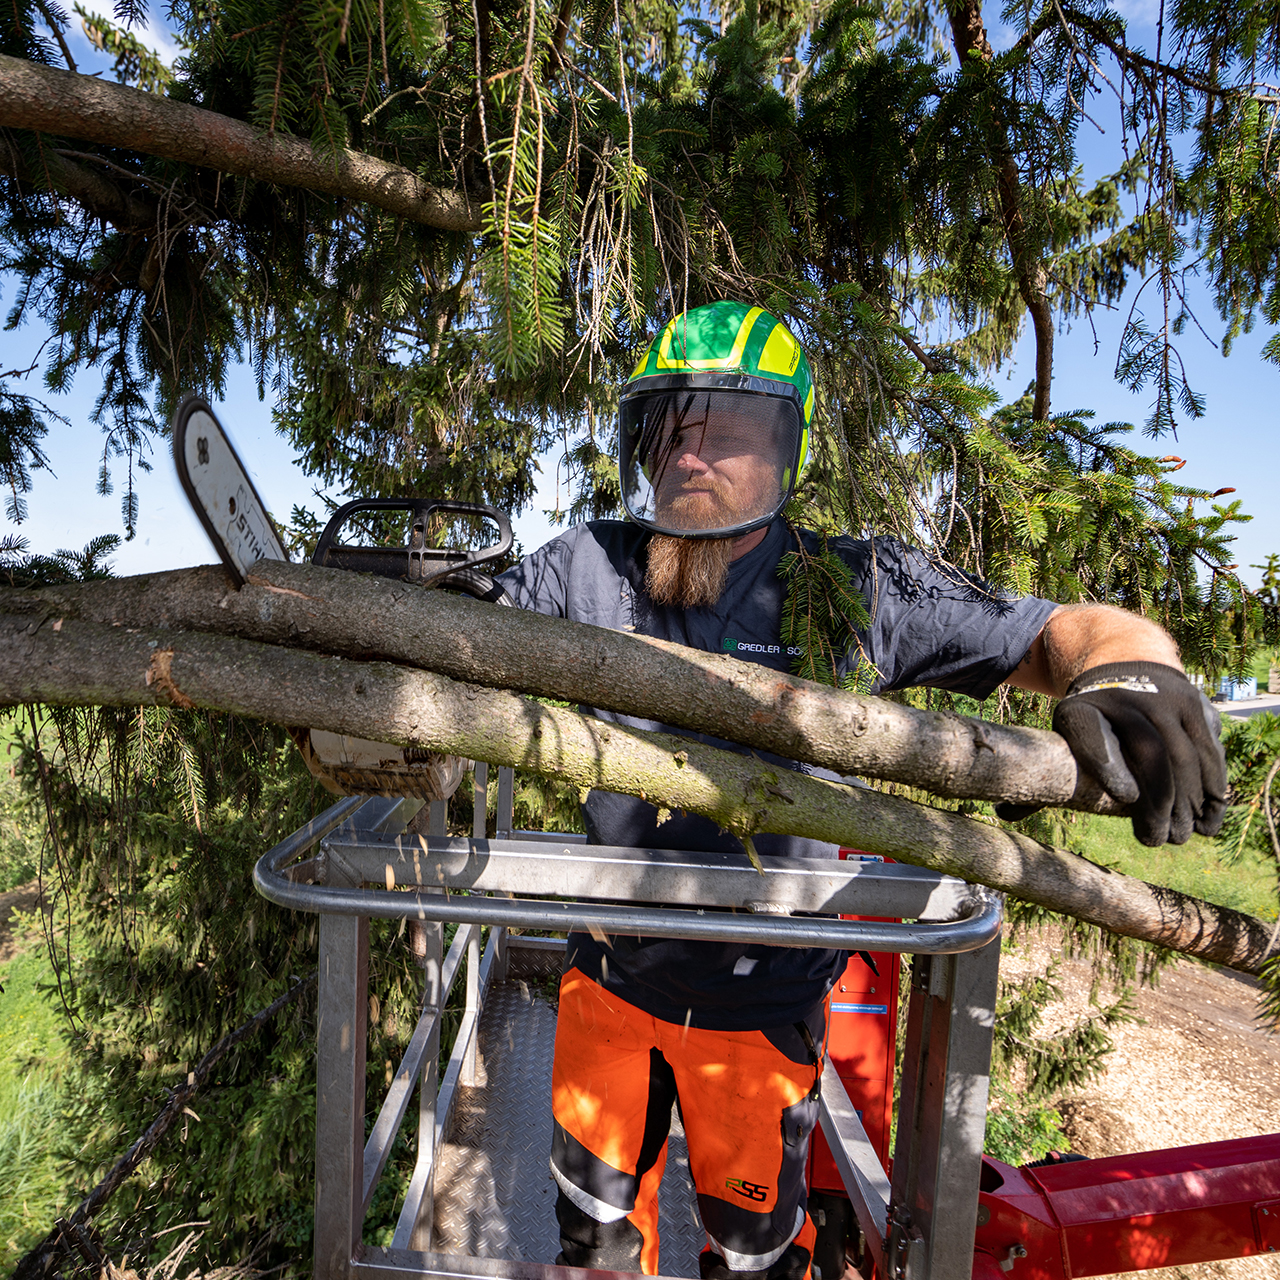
left=550, top=967, right=828, bottom=1276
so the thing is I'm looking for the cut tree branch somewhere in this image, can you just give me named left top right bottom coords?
left=0, top=560, right=1121, bottom=813
left=0, top=54, right=484, bottom=232
left=0, top=610, right=1271, bottom=976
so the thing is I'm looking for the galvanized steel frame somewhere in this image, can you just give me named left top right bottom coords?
left=254, top=768, right=1005, bottom=1280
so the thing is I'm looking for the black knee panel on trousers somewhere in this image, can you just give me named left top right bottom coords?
left=699, top=1241, right=813, bottom=1280
left=555, top=1190, right=645, bottom=1271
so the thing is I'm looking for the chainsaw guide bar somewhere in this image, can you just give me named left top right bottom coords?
left=173, top=394, right=289, bottom=586
left=171, top=394, right=505, bottom=804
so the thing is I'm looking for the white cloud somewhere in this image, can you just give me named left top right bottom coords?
left=64, top=1, right=181, bottom=76
left=137, top=10, right=183, bottom=66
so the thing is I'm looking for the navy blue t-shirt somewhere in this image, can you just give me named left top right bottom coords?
left=497, top=518, right=1055, bottom=1030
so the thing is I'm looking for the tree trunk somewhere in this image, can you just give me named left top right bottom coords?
left=0, top=561, right=1119, bottom=812
left=949, top=0, right=1054, bottom=420
left=0, top=609, right=1272, bottom=976
left=0, top=54, right=483, bottom=232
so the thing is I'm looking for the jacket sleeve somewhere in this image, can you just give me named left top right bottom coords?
left=841, top=535, right=1057, bottom=699
left=494, top=532, right=575, bottom=617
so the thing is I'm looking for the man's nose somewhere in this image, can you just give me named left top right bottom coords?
left=676, top=449, right=710, bottom=473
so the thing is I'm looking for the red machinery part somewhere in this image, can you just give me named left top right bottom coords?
left=807, top=852, right=1280, bottom=1280
left=973, top=1134, right=1280, bottom=1279
left=808, top=851, right=901, bottom=1192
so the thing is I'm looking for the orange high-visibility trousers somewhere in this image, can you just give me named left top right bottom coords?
left=550, top=967, right=826, bottom=1278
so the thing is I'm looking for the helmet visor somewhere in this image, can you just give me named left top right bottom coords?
left=619, top=388, right=803, bottom=538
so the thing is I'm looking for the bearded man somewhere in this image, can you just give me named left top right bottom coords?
left=495, top=301, right=1226, bottom=1280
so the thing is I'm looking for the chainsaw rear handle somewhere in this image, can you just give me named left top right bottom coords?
left=312, top=497, right=514, bottom=603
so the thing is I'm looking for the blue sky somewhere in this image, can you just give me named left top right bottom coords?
left=1, top=0, right=1277, bottom=586
left=988, top=0, right=1280, bottom=585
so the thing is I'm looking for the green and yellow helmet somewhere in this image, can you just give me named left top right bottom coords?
left=619, top=301, right=814, bottom=539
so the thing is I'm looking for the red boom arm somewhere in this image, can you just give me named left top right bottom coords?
left=972, top=1133, right=1280, bottom=1280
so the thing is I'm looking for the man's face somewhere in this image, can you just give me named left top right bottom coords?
left=647, top=397, right=783, bottom=532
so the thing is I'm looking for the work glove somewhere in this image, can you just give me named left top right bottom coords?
left=998, top=662, right=1228, bottom=846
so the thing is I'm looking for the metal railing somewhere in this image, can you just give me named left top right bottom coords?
left=254, top=765, right=1003, bottom=1280
left=256, top=834, right=1004, bottom=951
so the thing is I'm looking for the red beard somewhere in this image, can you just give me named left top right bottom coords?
left=645, top=534, right=735, bottom=608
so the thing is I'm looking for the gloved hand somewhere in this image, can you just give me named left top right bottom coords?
left=1025, top=662, right=1227, bottom=846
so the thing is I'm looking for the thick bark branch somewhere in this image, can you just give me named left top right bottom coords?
left=0, top=612, right=1270, bottom=974
left=0, top=560, right=1122, bottom=813
left=0, top=134, right=159, bottom=230
left=950, top=0, right=1053, bottom=420
left=1006, top=190, right=1054, bottom=421
left=0, top=54, right=484, bottom=232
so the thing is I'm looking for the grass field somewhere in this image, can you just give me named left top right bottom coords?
left=1061, top=812, right=1278, bottom=924
left=0, top=712, right=75, bottom=1270
left=0, top=942, right=75, bottom=1272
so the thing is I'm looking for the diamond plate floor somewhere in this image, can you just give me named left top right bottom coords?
left=432, top=974, right=706, bottom=1277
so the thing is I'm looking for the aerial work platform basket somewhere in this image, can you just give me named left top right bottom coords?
left=254, top=770, right=1280, bottom=1280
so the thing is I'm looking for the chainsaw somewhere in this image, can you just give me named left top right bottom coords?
left=172, top=394, right=513, bottom=800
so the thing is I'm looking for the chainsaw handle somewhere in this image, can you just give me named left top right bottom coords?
left=312, top=498, right=514, bottom=596
left=434, top=566, right=514, bottom=605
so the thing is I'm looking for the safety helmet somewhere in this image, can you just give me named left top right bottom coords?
left=619, top=301, right=814, bottom=539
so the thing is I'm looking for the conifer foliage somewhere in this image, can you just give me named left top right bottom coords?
left=3, top=0, right=1280, bottom=549
left=8, top=699, right=433, bottom=1269
left=3, top=0, right=1280, bottom=1261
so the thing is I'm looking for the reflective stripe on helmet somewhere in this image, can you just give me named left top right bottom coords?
left=628, top=302, right=814, bottom=426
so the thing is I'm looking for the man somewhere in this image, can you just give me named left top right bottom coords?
left=496, top=301, right=1226, bottom=1280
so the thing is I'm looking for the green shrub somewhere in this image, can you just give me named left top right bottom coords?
left=0, top=716, right=41, bottom=893
left=983, top=1082, right=1066, bottom=1167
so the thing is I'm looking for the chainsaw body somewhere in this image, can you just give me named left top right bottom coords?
left=171, top=395, right=513, bottom=803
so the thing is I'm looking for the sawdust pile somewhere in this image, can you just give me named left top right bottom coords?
left=1001, top=929, right=1280, bottom=1280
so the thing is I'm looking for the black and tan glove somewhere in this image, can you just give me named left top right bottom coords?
left=1049, top=662, right=1227, bottom=846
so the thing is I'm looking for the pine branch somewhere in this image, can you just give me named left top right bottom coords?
left=0, top=134, right=158, bottom=230
left=0, top=54, right=484, bottom=231
left=949, top=0, right=1054, bottom=419
left=30, top=0, right=77, bottom=71
left=1013, top=6, right=1235, bottom=99
left=12, top=975, right=316, bottom=1280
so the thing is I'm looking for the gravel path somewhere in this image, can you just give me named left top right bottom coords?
left=1001, top=930, right=1280, bottom=1280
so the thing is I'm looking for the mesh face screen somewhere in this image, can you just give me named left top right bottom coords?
left=619, top=389, right=802, bottom=536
